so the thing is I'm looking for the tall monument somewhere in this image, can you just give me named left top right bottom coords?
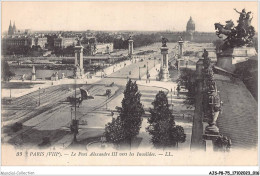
left=31, top=65, right=36, bottom=81
left=178, top=37, right=184, bottom=57
left=128, top=36, right=134, bottom=58
left=74, top=38, right=84, bottom=79
left=176, top=37, right=184, bottom=70
left=160, top=37, right=169, bottom=81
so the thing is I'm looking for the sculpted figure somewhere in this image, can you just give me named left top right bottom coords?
left=224, top=20, right=234, bottom=30
left=245, top=12, right=253, bottom=26
left=161, top=37, right=168, bottom=47
left=214, top=8, right=255, bottom=48
left=234, top=8, right=246, bottom=23
left=76, top=37, right=82, bottom=46
left=205, top=90, right=222, bottom=135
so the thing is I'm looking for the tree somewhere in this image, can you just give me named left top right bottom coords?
left=177, top=68, right=196, bottom=106
left=104, top=79, right=144, bottom=147
left=213, top=135, right=231, bottom=152
left=252, top=37, right=258, bottom=52
left=171, top=125, right=186, bottom=148
left=146, top=91, right=186, bottom=148
left=2, top=61, right=15, bottom=81
left=104, top=117, right=125, bottom=147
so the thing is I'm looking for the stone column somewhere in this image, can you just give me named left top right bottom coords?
left=74, top=46, right=84, bottom=70
left=128, top=39, right=134, bottom=57
left=176, top=39, right=184, bottom=70
left=160, top=46, right=169, bottom=81
left=74, top=44, right=84, bottom=78
left=178, top=40, right=184, bottom=57
left=176, top=60, right=180, bottom=70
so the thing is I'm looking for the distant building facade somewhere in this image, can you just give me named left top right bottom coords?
left=3, top=35, right=48, bottom=49
left=4, top=21, right=47, bottom=49
left=159, top=17, right=218, bottom=42
left=3, top=36, right=34, bottom=47
left=54, top=36, right=77, bottom=48
left=53, top=35, right=113, bottom=56
left=95, top=43, right=113, bottom=54
left=34, top=37, right=48, bottom=48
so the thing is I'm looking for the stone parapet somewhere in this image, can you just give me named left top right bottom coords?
left=216, top=47, right=257, bottom=73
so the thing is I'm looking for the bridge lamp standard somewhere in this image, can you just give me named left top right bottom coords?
left=38, top=87, right=41, bottom=106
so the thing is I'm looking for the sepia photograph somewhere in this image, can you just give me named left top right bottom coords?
left=0, top=0, right=259, bottom=174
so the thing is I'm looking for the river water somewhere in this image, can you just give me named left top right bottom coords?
left=10, top=68, right=74, bottom=80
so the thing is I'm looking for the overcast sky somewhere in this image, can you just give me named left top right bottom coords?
left=2, top=1, right=258, bottom=32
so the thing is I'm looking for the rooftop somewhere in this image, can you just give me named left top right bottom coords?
left=214, top=74, right=258, bottom=149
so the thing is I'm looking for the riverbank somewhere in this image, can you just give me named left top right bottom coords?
left=2, top=58, right=133, bottom=98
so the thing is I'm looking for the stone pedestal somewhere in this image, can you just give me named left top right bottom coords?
left=178, top=40, right=184, bottom=58
left=128, top=39, right=134, bottom=58
left=176, top=39, right=184, bottom=70
left=74, top=45, right=84, bottom=78
left=160, top=47, right=169, bottom=82
left=205, top=124, right=219, bottom=135
left=74, top=67, right=84, bottom=79
left=51, top=72, right=59, bottom=81
left=31, top=66, right=36, bottom=81
left=217, top=47, right=257, bottom=73
left=61, top=73, right=65, bottom=79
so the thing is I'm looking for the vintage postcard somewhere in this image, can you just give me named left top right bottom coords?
left=1, top=1, right=258, bottom=170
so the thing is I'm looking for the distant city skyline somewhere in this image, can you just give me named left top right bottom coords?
left=2, top=1, right=258, bottom=33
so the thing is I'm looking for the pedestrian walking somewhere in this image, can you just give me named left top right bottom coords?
left=146, top=72, right=150, bottom=83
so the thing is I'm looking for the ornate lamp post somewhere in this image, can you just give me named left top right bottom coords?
left=38, top=87, right=41, bottom=106
left=147, top=62, right=149, bottom=75
left=139, top=67, right=141, bottom=80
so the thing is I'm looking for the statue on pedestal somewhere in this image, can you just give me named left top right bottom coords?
left=205, top=84, right=222, bottom=135
left=202, top=49, right=211, bottom=69
left=51, top=71, right=59, bottom=81
left=202, top=49, right=214, bottom=92
left=161, top=37, right=168, bottom=47
left=214, top=8, right=255, bottom=49
left=76, top=36, right=82, bottom=46
left=160, top=37, right=169, bottom=81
